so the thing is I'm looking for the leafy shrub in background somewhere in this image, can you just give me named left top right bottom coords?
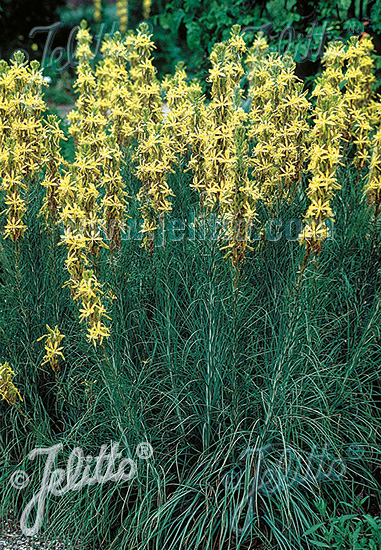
left=152, top=0, right=381, bottom=85
left=1, top=1, right=381, bottom=89
left=304, top=498, right=381, bottom=549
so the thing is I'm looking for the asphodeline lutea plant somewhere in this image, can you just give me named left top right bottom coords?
left=364, top=123, right=381, bottom=213
left=0, top=54, right=46, bottom=241
left=0, top=58, right=27, bottom=242
left=143, top=0, right=151, bottom=20
left=245, top=31, right=269, bottom=89
left=96, top=30, right=141, bottom=149
left=189, top=29, right=245, bottom=211
left=116, top=0, right=128, bottom=34
left=218, top=26, right=262, bottom=266
left=247, top=45, right=309, bottom=207
left=343, top=34, right=376, bottom=171
left=96, top=32, right=129, bottom=129
left=125, top=22, right=176, bottom=253
left=94, top=32, right=130, bottom=250
left=95, top=33, right=117, bottom=117
left=60, top=21, right=111, bottom=346
left=124, top=22, right=163, bottom=143
left=94, top=0, right=102, bottom=22
left=188, top=26, right=261, bottom=265
left=67, top=20, right=108, bottom=259
left=135, top=120, right=176, bottom=253
left=299, top=41, right=346, bottom=253
left=37, top=325, right=65, bottom=372
left=0, top=362, right=23, bottom=405
left=39, top=114, right=67, bottom=229
left=100, top=132, right=129, bottom=251
left=222, top=114, right=262, bottom=268
left=162, top=62, right=204, bottom=161
left=58, top=170, right=112, bottom=346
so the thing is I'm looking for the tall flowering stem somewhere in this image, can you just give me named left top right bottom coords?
left=162, top=62, right=203, bottom=162
left=39, top=115, right=67, bottom=229
left=67, top=21, right=108, bottom=259
left=117, top=0, right=128, bottom=34
left=0, top=54, right=46, bottom=241
left=343, top=35, right=376, bottom=171
left=126, top=23, right=163, bottom=141
left=97, top=32, right=131, bottom=144
left=299, top=41, right=346, bottom=254
left=60, top=21, right=111, bottom=346
left=101, top=134, right=129, bottom=251
left=247, top=43, right=309, bottom=207
left=188, top=26, right=261, bottom=266
left=94, top=32, right=130, bottom=251
left=125, top=22, right=175, bottom=253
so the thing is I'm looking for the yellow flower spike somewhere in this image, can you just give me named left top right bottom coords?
left=0, top=362, right=23, bottom=405
left=120, top=23, right=162, bottom=148
left=56, top=23, right=112, bottom=345
left=66, top=21, right=109, bottom=259
left=162, top=62, right=204, bottom=160
left=37, top=325, right=65, bottom=372
left=124, top=23, right=175, bottom=253
left=0, top=55, right=47, bottom=241
left=143, top=0, right=151, bottom=19
left=94, top=33, right=130, bottom=249
left=342, top=35, right=376, bottom=170
left=117, top=0, right=129, bottom=34
left=39, top=115, right=67, bottom=228
left=187, top=26, right=261, bottom=266
left=364, top=125, right=381, bottom=208
left=299, top=43, right=345, bottom=253
left=94, top=0, right=102, bottom=22
left=247, top=44, right=309, bottom=206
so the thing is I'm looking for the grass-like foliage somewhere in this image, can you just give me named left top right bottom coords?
left=0, top=156, right=380, bottom=550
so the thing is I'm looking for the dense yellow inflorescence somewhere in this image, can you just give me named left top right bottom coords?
left=0, top=53, right=46, bottom=241
left=39, top=115, right=67, bottom=228
left=123, top=22, right=176, bottom=252
left=37, top=325, right=65, bottom=372
left=162, top=62, right=203, bottom=161
left=94, top=32, right=130, bottom=250
left=247, top=38, right=309, bottom=206
left=188, top=26, right=262, bottom=265
left=117, top=0, right=128, bottom=34
left=343, top=35, right=376, bottom=170
left=62, top=21, right=111, bottom=346
left=299, top=41, right=347, bottom=253
left=0, top=362, right=22, bottom=405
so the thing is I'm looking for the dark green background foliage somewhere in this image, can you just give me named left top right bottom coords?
left=0, top=0, right=65, bottom=60
left=1, top=1, right=381, bottom=87
left=305, top=497, right=381, bottom=549
left=0, top=143, right=380, bottom=548
left=152, top=0, right=381, bottom=84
